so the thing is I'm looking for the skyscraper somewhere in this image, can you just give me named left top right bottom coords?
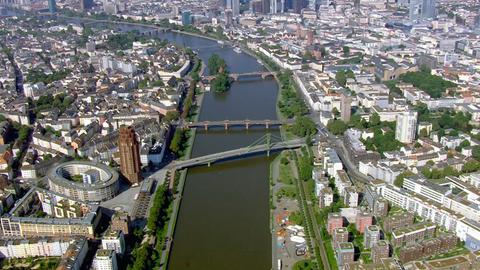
left=395, top=111, right=418, bottom=144
left=118, top=126, right=142, bottom=185
left=48, top=0, right=57, bottom=13
left=293, top=0, right=304, bottom=14
left=226, top=0, right=240, bottom=16
left=340, top=93, right=351, bottom=122
left=81, top=0, right=93, bottom=11
left=409, top=0, right=437, bottom=21
left=182, top=10, right=192, bottom=26
left=271, top=0, right=278, bottom=14
left=262, top=0, right=270, bottom=14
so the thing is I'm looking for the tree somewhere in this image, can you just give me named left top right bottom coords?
left=207, top=53, right=227, bottom=75
left=332, top=107, right=340, bottom=118
left=335, top=69, right=355, bottom=87
left=370, top=113, right=381, bottom=127
left=327, top=119, right=347, bottom=135
left=343, top=46, right=350, bottom=57
left=169, top=129, right=184, bottom=154
left=419, top=128, right=428, bottom=138
left=291, top=116, right=317, bottom=137
left=462, top=160, right=480, bottom=173
left=394, top=171, right=411, bottom=188
left=473, top=145, right=480, bottom=161
left=164, top=111, right=179, bottom=122
left=211, top=71, right=230, bottom=92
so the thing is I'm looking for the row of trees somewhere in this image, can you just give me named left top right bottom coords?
left=277, top=71, right=309, bottom=118
left=129, top=183, right=172, bottom=270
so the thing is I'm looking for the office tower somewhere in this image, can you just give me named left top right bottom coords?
left=308, top=0, right=316, bottom=10
left=422, top=0, right=436, bottom=19
left=262, top=0, right=270, bottom=14
left=364, top=225, right=381, bottom=249
left=251, top=0, right=263, bottom=13
left=181, top=10, right=192, bottom=26
left=226, top=0, right=240, bottom=16
left=340, top=93, right=351, bottom=122
left=293, top=0, right=303, bottom=14
left=409, top=0, right=436, bottom=21
left=81, top=0, right=93, bottom=11
left=118, top=126, right=142, bottom=185
left=225, top=9, right=233, bottom=26
left=48, top=0, right=56, bottom=13
left=271, top=0, right=277, bottom=14
left=395, top=111, right=418, bottom=144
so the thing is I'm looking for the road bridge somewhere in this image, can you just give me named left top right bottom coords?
left=204, top=71, right=276, bottom=82
left=168, top=137, right=305, bottom=170
left=176, top=119, right=295, bottom=130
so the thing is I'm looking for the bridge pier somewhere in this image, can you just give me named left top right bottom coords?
left=245, top=121, right=249, bottom=130
left=204, top=124, right=208, bottom=131
left=224, top=121, right=229, bottom=130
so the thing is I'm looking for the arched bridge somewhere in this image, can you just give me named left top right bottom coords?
left=204, top=71, right=276, bottom=82
left=177, top=119, right=295, bottom=130
left=169, top=135, right=305, bottom=170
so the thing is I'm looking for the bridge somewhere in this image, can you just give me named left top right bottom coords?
left=204, top=71, right=276, bottom=82
left=168, top=135, right=305, bottom=170
left=177, top=119, right=295, bottom=130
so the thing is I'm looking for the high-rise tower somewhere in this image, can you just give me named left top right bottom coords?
left=118, top=126, right=142, bottom=185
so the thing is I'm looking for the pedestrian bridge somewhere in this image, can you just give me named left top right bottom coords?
left=204, top=71, right=276, bottom=82
left=168, top=136, right=305, bottom=170
left=177, top=119, right=295, bottom=130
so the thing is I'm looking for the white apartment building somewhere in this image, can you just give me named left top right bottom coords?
left=93, top=249, right=118, bottom=270
left=0, top=239, right=71, bottom=259
left=101, top=230, right=125, bottom=254
left=395, top=110, right=418, bottom=144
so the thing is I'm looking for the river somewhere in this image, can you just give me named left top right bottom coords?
left=162, top=32, right=279, bottom=270
left=4, top=12, right=280, bottom=269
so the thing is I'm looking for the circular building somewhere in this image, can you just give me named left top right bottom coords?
left=47, top=161, right=120, bottom=202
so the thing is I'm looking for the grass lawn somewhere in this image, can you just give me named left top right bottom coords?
left=279, top=163, right=294, bottom=185
left=293, top=259, right=316, bottom=270
left=324, top=240, right=339, bottom=270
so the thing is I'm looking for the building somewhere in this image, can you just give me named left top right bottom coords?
left=319, top=187, right=333, bottom=208
left=181, top=10, right=191, bottom=26
left=344, top=187, right=359, bottom=208
left=48, top=0, right=56, bottom=13
left=395, top=111, right=418, bottom=144
left=399, top=243, right=422, bottom=262
left=102, top=230, right=125, bottom=254
left=409, top=0, right=437, bottom=21
left=371, top=240, right=390, bottom=263
left=226, top=0, right=240, bottom=16
left=364, top=225, right=381, bottom=249
left=328, top=213, right=343, bottom=235
left=391, top=222, right=436, bottom=247
left=81, top=0, right=93, bottom=10
left=0, top=238, right=71, bottom=258
left=333, top=227, right=349, bottom=246
left=47, top=161, right=120, bottom=202
left=92, top=249, right=118, bottom=270
left=118, top=126, right=142, bottom=185
left=111, top=211, right=130, bottom=235
left=336, top=242, right=355, bottom=267
left=356, top=212, right=373, bottom=234
left=383, top=212, right=414, bottom=232
left=340, top=94, right=352, bottom=122
left=57, top=239, right=88, bottom=270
